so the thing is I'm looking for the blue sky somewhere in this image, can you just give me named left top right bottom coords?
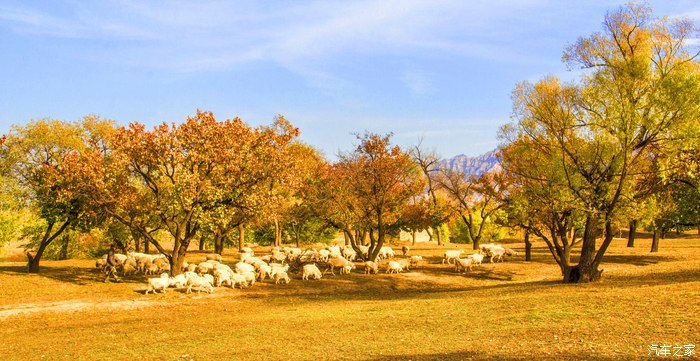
left=1, top=1, right=699, bottom=159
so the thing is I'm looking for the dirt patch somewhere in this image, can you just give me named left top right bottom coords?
left=0, top=299, right=161, bottom=319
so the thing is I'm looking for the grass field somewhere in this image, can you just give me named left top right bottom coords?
left=0, top=234, right=698, bottom=360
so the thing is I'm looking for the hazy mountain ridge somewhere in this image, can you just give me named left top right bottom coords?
left=439, top=150, right=500, bottom=177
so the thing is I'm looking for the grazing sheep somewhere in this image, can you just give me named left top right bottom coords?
left=231, top=273, right=248, bottom=288
left=364, top=261, right=379, bottom=275
left=257, top=264, right=272, bottom=280
left=239, top=252, right=253, bottom=262
left=318, top=249, right=331, bottom=262
left=504, top=248, right=518, bottom=257
left=442, top=250, right=463, bottom=265
left=145, top=263, right=160, bottom=275
left=96, top=256, right=107, bottom=270
left=269, top=264, right=289, bottom=279
left=324, top=256, right=355, bottom=276
left=402, top=246, right=410, bottom=256
left=186, top=274, right=214, bottom=294
left=377, top=246, right=395, bottom=260
left=214, top=269, right=233, bottom=287
left=186, top=263, right=197, bottom=273
left=120, top=262, right=137, bottom=276
left=358, top=245, right=370, bottom=259
left=455, top=258, right=474, bottom=273
left=169, top=274, right=188, bottom=288
left=467, top=253, right=484, bottom=266
left=235, top=262, right=255, bottom=274
left=409, top=255, right=423, bottom=268
left=270, top=251, right=287, bottom=264
left=145, top=273, right=170, bottom=295
left=205, top=253, right=222, bottom=262
left=214, top=263, right=234, bottom=274
left=302, top=264, right=322, bottom=280
left=274, top=271, right=291, bottom=284
left=241, top=247, right=254, bottom=255
left=397, top=258, right=411, bottom=271
left=196, top=262, right=215, bottom=275
left=386, top=260, right=404, bottom=274
left=342, top=247, right=357, bottom=261
left=241, top=271, right=256, bottom=286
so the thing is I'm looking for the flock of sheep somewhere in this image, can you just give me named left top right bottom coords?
left=95, top=243, right=518, bottom=295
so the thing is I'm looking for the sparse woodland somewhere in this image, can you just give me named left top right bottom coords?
left=1, top=3, right=699, bottom=285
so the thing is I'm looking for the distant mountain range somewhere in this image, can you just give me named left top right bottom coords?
left=439, top=149, right=500, bottom=177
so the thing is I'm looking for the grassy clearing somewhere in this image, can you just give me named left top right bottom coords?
left=0, top=235, right=698, bottom=360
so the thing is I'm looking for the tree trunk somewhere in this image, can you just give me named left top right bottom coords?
left=144, top=238, right=150, bottom=253
left=651, top=229, right=660, bottom=253
left=436, top=227, right=442, bottom=246
left=199, top=237, right=205, bottom=251
left=213, top=234, right=223, bottom=255
left=27, top=221, right=72, bottom=273
left=238, top=224, right=245, bottom=252
left=274, top=218, right=281, bottom=247
left=565, top=215, right=603, bottom=283
left=412, top=230, right=416, bottom=246
left=627, top=220, right=637, bottom=248
left=524, top=230, right=532, bottom=262
left=170, top=240, right=188, bottom=275
left=58, top=233, right=70, bottom=260
left=132, top=230, right=141, bottom=253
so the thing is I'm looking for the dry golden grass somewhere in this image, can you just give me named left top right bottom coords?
left=0, top=234, right=698, bottom=360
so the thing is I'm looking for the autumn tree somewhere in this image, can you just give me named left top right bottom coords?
left=436, top=167, right=506, bottom=250
left=410, top=142, right=451, bottom=245
left=77, top=111, right=299, bottom=273
left=316, top=133, right=424, bottom=261
left=0, top=117, right=114, bottom=272
left=500, top=3, right=700, bottom=282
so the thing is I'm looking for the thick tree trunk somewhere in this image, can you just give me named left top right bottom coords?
left=144, top=238, right=150, bottom=253
left=58, top=233, right=70, bottom=260
left=524, top=230, right=532, bottom=262
left=170, top=241, right=189, bottom=275
left=132, top=230, right=141, bottom=253
left=627, top=220, right=637, bottom=248
left=651, top=229, right=660, bottom=253
left=213, top=234, right=223, bottom=255
left=199, top=238, right=204, bottom=251
left=238, top=224, right=245, bottom=252
left=436, top=227, right=442, bottom=246
left=564, top=215, right=604, bottom=283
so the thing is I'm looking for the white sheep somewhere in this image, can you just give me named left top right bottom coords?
left=467, top=253, right=485, bottom=265
left=231, top=273, right=248, bottom=288
left=274, top=271, right=291, bottom=284
left=386, top=261, right=403, bottom=274
left=145, top=273, right=170, bottom=294
left=214, top=269, right=233, bottom=287
left=302, top=264, right=322, bottom=280
left=205, top=253, right=222, bottom=262
left=241, top=271, right=256, bottom=286
left=324, top=256, right=355, bottom=276
left=377, top=246, right=395, bottom=260
left=365, top=261, right=379, bottom=274
left=442, top=250, right=463, bottom=264
left=186, top=274, right=214, bottom=294
left=241, top=247, right=254, bottom=255
left=235, top=262, right=255, bottom=274
left=169, top=274, right=188, bottom=288
left=455, top=258, right=474, bottom=273
left=409, top=255, right=423, bottom=268
left=342, top=247, right=357, bottom=261
left=257, top=264, right=272, bottom=280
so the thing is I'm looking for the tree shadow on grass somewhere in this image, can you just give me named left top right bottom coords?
left=0, top=264, right=147, bottom=286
